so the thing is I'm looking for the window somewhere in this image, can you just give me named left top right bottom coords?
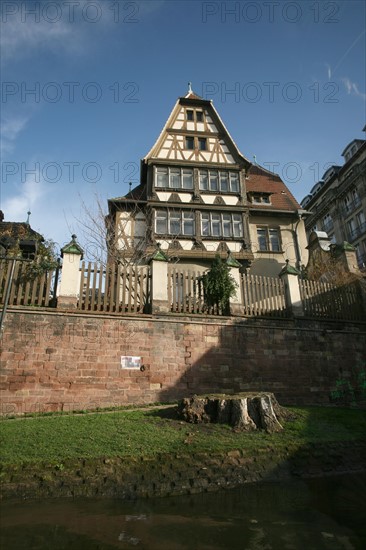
left=201, top=212, right=243, bottom=238
left=186, top=110, right=194, bottom=121
left=155, top=167, right=193, bottom=189
left=257, top=227, right=281, bottom=252
left=323, top=213, right=333, bottom=233
left=198, top=137, right=207, bottom=151
left=196, top=111, right=204, bottom=122
left=199, top=170, right=240, bottom=193
left=155, top=210, right=195, bottom=236
left=186, top=110, right=204, bottom=122
left=250, top=193, right=271, bottom=204
left=185, top=136, right=194, bottom=150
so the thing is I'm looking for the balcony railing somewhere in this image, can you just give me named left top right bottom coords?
left=341, top=197, right=362, bottom=217
left=348, top=221, right=366, bottom=242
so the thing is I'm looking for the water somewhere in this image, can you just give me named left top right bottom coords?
left=1, top=474, right=365, bottom=549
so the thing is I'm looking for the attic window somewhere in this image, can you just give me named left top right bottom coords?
left=251, top=193, right=271, bottom=205
left=187, top=110, right=194, bottom=121
left=198, top=137, right=207, bottom=151
left=185, top=136, right=194, bottom=150
left=196, top=111, right=203, bottom=122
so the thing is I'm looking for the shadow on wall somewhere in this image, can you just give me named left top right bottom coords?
left=249, top=258, right=285, bottom=277
left=157, top=316, right=366, bottom=408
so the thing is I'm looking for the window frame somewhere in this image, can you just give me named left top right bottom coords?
left=200, top=212, right=243, bottom=238
left=155, top=209, right=196, bottom=237
left=155, top=166, right=194, bottom=190
left=199, top=169, right=241, bottom=193
left=256, top=226, right=281, bottom=252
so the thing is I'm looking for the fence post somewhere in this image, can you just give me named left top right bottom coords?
left=227, top=254, right=243, bottom=316
left=279, top=261, right=304, bottom=317
left=150, top=246, right=170, bottom=314
left=58, top=235, right=84, bottom=309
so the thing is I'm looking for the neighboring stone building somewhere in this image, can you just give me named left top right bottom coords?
left=107, top=87, right=308, bottom=276
left=0, top=210, right=44, bottom=259
left=301, top=134, right=366, bottom=270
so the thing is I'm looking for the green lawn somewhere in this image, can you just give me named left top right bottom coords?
left=0, top=406, right=365, bottom=466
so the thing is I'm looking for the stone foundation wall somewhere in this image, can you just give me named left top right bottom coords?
left=2, top=441, right=366, bottom=500
left=1, top=308, right=365, bottom=415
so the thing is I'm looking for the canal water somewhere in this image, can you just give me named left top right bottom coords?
left=1, top=474, right=365, bottom=549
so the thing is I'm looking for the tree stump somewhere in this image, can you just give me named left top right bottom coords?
left=177, top=393, right=287, bottom=433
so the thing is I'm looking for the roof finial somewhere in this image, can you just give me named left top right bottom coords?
left=253, top=155, right=257, bottom=165
left=188, top=81, right=192, bottom=94
left=26, top=210, right=31, bottom=224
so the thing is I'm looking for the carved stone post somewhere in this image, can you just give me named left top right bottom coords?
left=227, top=253, right=243, bottom=316
left=279, top=260, right=304, bottom=317
left=150, top=245, right=170, bottom=314
left=58, top=235, right=84, bottom=309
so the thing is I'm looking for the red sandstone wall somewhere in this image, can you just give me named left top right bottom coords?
left=1, top=309, right=365, bottom=415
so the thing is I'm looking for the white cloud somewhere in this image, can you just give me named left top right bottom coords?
left=0, top=115, right=29, bottom=155
left=325, top=63, right=332, bottom=80
left=341, top=77, right=366, bottom=100
left=1, top=168, right=48, bottom=222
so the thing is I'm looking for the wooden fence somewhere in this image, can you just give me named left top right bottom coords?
left=168, top=267, right=214, bottom=314
left=299, top=278, right=364, bottom=321
left=168, top=268, right=289, bottom=317
left=240, top=273, right=289, bottom=317
left=78, top=262, right=151, bottom=313
left=0, top=258, right=56, bottom=308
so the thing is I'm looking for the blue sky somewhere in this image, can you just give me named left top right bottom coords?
left=1, top=0, right=365, bottom=254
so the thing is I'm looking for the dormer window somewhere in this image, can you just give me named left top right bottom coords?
left=250, top=193, right=271, bottom=205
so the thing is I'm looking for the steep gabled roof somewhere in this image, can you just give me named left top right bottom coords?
left=246, top=164, right=301, bottom=212
left=143, top=93, right=252, bottom=168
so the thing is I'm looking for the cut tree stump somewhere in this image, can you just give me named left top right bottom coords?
left=177, top=393, right=288, bottom=433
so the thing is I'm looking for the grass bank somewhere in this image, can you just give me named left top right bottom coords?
left=1, top=405, right=365, bottom=466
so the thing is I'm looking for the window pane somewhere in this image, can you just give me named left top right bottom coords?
left=182, top=169, right=193, bottom=189
left=257, top=228, right=267, bottom=251
left=170, top=212, right=181, bottom=235
left=170, top=168, right=181, bottom=188
left=269, top=229, right=280, bottom=251
left=201, top=213, right=210, bottom=236
left=230, top=173, right=239, bottom=192
left=156, top=167, right=168, bottom=187
left=156, top=211, right=167, bottom=234
left=198, top=138, right=207, bottom=151
left=220, top=172, right=228, bottom=192
left=185, top=137, right=194, bottom=150
left=222, top=214, right=231, bottom=237
left=183, top=212, right=194, bottom=235
left=233, top=214, right=243, bottom=237
left=196, top=111, right=203, bottom=122
left=199, top=170, right=208, bottom=190
left=212, top=213, right=221, bottom=236
left=209, top=171, right=218, bottom=191
left=187, top=110, right=194, bottom=121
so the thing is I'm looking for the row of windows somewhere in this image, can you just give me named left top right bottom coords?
left=155, top=211, right=243, bottom=238
left=155, top=167, right=240, bottom=193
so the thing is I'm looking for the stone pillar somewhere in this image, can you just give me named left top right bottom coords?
left=58, top=235, right=84, bottom=309
left=227, top=253, right=243, bottom=316
left=279, top=261, right=304, bottom=317
left=150, top=246, right=170, bottom=314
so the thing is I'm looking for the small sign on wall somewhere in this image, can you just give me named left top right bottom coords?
left=121, top=356, right=141, bottom=370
